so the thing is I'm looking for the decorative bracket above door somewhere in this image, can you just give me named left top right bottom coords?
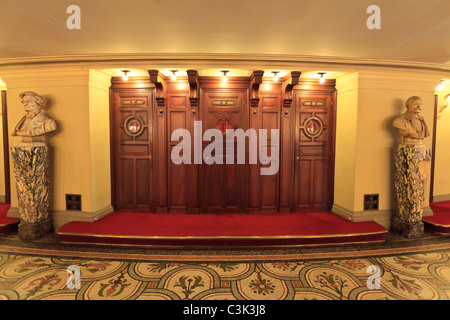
left=187, top=70, right=199, bottom=117
left=148, top=69, right=166, bottom=116
left=250, top=70, right=264, bottom=117
left=282, top=71, right=301, bottom=108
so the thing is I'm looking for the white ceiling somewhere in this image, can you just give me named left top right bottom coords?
left=0, top=0, right=449, bottom=73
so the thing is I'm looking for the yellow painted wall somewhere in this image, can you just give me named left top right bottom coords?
left=0, top=66, right=113, bottom=227
left=354, top=70, right=439, bottom=213
left=0, top=66, right=94, bottom=213
left=0, top=62, right=446, bottom=229
left=334, top=72, right=358, bottom=211
left=333, top=69, right=441, bottom=226
left=434, top=85, right=450, bottom=200
left=88, top=70, right=112, bottom=212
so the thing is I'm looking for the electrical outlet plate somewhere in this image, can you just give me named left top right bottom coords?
left=364, top=194, right=379, bottom=211
left=66, top=194, right=82, bottom=211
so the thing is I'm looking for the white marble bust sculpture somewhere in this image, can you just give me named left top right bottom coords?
left=393, top=96, right=429, bottom=145
left=12, top=91, right=57, bottom=144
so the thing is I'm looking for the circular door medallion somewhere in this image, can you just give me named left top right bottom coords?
left=124, top=115, right=144, bottom=137
left=303, top=117, right=323, bottom=138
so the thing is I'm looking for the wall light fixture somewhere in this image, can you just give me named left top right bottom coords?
left=272, top=71, right=279, bottom=82
left=170, top=70, right=178, bottom=81
left=318, top=72, right=326, bottom=84
left=221, top=70, right=229, bottom=82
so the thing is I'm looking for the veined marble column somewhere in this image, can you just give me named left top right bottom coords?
left=392, top=144, right=431, bottom=238
left=392, top=96, right=431, bottom=239
left=10, top=91, right=57, bottom=240
left=11, top=144, right=52, bottom=239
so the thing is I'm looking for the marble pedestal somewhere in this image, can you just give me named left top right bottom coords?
left=11, top=145, right=51, bottom=240
left=392, top=143, right=431, bottom=239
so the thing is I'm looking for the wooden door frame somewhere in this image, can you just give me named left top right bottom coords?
left=1, top=90, right=10, bottom=204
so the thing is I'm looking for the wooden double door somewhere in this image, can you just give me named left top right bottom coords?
left=110, top=75, right=336, bottom=214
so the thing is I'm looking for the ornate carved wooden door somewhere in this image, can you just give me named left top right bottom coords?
left=293, top=87, right=335, bottom=212
left=200, top=84, right=248, bottom=213
left=111, top=87, right=154, bottom=212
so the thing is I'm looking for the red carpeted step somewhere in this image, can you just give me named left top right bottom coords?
left=0, top=202, right=19, bottom=233
left=57, top=211, right=387, bottom=247
left=424, top=201, right=450, bottom=234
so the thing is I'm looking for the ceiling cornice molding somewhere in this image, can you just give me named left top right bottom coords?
left=0, top=53, right=449, bottom=74
left=334, top=69, right=442, bottom=93
left=88, top=69, right=112, bottom=91
left=335, top=72, right=359, bottom=94
left=0, top=66, right=91, bottom=89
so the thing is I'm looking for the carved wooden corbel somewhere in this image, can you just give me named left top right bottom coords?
left=282, top=71, right=301, bottom=117
left=250, top=70, right=264, bottom=118
left=148, top=69, right=166, bottom=117
left=187, top=70, right=199, bottom=117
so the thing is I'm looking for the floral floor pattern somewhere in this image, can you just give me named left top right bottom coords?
left=1, top=247, right=450, bottom=300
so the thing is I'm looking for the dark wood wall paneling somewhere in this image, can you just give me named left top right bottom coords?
left=109, top=71, right=337, bottom=214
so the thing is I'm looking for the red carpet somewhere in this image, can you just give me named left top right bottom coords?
left=57, top=211, right=387, bottom=247
left=0, top=203, right=19, bottom=233
left=424, top=201, right=450, bottom=234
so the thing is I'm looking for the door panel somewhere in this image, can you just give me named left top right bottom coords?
left=113, top=90, right=154, bottom=211
left=297, top=160, right=311, bottom=207
left=201, top=89, right=248, bottom=212
left=294, top=93, right=333, bottom=212
left=136, top=159, right=150, bottom=204
left=168, top=99, right=187, bottom=210
left=166, top=88, right=201, bottom=213
left=260, top=105, right=280, bottom=211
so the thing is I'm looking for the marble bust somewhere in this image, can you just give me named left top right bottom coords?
left=10, top=91, right=57, bottom=239
left=393, top=96, right=429, bottom=145
left=12, top=91, right=57, bottom=144
left=392, top=95, right=432, bottom=239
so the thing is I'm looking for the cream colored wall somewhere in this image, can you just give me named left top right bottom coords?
left=434, top=85, right=450, bottom=200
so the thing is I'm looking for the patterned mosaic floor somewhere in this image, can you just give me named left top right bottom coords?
left=1, top=246, right=450, bottom=300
